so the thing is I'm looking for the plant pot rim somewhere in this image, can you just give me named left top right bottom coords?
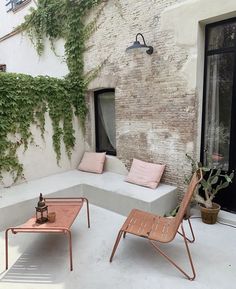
left=200, top=202, right=221, bottom=212
left=200, top=202, right=221, bottom=224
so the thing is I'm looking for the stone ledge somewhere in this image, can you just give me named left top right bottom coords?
left=0, top=170, right=178, bottom=230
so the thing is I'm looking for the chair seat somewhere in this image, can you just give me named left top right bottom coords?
left=121, top=209, right=176, bottom=243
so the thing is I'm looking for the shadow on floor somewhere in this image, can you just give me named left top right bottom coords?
left=0, top=253, right=54, bottom=284
left=0, top=234, right=73, bottom=284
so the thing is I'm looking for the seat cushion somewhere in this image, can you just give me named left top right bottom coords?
left=78, top=152, right=106, bottom=174
left=125, top=158, right=165, bottom=189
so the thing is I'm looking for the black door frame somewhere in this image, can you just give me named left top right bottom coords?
left=201, top=17, right=236, bottom=212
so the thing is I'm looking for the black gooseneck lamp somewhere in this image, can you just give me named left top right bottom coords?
left=126, top=33, right=153, bottom=55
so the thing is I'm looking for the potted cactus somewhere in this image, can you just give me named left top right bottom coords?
left=186, top=154, right=234, bottom=224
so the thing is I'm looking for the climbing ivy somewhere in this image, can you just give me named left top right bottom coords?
left=0, top=73, right=75, bottom=181
left=19, top=0, right=106, bottom=123
left=0, top=0, right=108, bottom=182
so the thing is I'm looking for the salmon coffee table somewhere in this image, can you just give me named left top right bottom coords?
left=5, top=197, right=90, bottom=271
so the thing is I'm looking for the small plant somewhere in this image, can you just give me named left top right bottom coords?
left=186, top=154, right=234, bottom=209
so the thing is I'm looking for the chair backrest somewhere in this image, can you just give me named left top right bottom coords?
left=173, top=169, right=203, bottom=231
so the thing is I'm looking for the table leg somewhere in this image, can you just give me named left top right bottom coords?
left=5, top=228, right=11, bottom=270
left=84, top=198, right=90, bottom=228
left=66, top=229, right=73, bottom=271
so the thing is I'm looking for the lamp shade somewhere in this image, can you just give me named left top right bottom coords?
left=126, top=33, right=153, bottom=55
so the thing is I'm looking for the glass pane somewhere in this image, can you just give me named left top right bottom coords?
left=96, top=92, right=116, bottom=153
left=208, top=23, right=236, bottom=51
left=204, top=53, right=234, bottom=170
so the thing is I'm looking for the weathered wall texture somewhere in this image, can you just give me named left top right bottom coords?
left=85, top=0, right=236, bottom=189
left=1, top=0, right=236, bottom=190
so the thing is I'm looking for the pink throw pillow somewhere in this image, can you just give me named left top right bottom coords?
left=125, top=158, right=165, bottom=189
left=78, top=152, right=106, bottom=174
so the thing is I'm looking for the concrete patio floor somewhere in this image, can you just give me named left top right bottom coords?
left=0, top=204, right=236, bottom=289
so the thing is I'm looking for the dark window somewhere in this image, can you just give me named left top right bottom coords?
left=5, top=0, right=31, bottom=12
left=94, top=89, right=116, bottom=155
left=0, top=65, right=6, bottom=72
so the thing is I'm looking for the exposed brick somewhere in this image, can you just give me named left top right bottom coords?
left=85, top=0, right=198, bottom=193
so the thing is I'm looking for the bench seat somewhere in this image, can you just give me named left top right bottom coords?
left=0, top=170, right=178, bottom=230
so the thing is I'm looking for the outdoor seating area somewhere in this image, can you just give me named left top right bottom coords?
left=1, top=0, right=236, bottom=288
left=0, top=166, right=178, bottom=231
left=1, top=168, right=236, bottom=288
left=0, top=204, right=236, bottom=289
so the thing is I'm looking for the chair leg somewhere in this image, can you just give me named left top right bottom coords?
left=177, top=218, right=195, bottom=243
left=110, top=230, right=124, bottom=262
left=149, top=223, right=196, bottom=281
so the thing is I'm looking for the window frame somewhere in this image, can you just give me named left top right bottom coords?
left=6, top=0, right=31, bottom=13
left=0, top=65, right=6, bottom=72
left=94, top=88, right=116, bottom=156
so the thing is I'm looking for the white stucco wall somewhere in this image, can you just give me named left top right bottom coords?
left=0, top=1, right=84, bottom=187
left=0, top=1, right=68, bottom=76
left=160, top=0, right=236, bottom=158
left=161, top=0, right=236, bottom=88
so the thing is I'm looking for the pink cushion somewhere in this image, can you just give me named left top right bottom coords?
left=125, top=159, right=165, bottom=189
left=78, top=152, right=106, bottom=174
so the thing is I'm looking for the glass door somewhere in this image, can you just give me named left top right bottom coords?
left=202, top=18, right=236, bottom=213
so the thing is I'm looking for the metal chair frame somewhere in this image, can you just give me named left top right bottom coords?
left=110, top=170, right=202, bottom=281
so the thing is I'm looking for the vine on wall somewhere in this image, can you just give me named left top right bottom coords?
left=0, top=73, right=75, bottom=181
left=1, top=0, right=107, bottom=182
left=20, top=0, right=106, bottom=124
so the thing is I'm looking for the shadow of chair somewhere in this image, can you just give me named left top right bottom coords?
left=110, top=169, right=202, bottom=280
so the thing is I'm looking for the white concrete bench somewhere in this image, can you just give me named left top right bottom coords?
left=0, top=170, right=178, bottom=231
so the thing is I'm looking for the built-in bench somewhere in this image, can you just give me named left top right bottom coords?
left=0, top=168, right=178, bottom=231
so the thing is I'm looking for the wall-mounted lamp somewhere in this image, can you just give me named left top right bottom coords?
left=126, top=33, right=153, bottom=55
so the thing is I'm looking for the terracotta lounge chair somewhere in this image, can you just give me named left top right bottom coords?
left=110, top=169, right=203, bottom=280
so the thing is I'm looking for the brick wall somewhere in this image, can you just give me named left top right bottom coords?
left=85, top=0, right=199, bottom=190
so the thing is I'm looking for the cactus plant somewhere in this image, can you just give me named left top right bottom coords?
left=186, top=154, right=234, bottom=209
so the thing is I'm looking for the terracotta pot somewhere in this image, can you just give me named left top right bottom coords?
left=200, top=203, right=221, bottom=224
left=48, top=212, right=56, bottom=223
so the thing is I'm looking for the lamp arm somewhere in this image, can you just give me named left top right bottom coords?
left=136, top=33, right=147, bottom=46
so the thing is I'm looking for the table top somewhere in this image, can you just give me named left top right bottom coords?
left=12, top=198, right=84, bottom=232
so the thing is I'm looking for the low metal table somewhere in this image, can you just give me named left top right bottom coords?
left=5, top=197, right=90, bottom=271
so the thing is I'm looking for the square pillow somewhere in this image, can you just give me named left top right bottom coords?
left=125, top=158, right=165, bottom=189
left=78, top=152, right=106, bottom=174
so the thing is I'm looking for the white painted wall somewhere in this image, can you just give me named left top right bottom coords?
left=0, top=0, right=34, bottom=37
left=160, top=0, right=236, bottom=93
left=0, top=1, right=68, bottom=76
left=160, top=0, right=236, bottom=159
left=0, top=1, right=84, bottom=187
